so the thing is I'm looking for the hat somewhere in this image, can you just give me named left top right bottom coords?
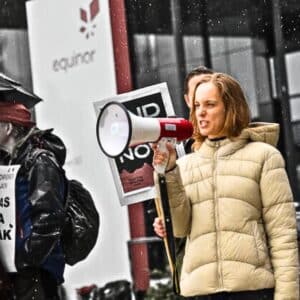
left=0, top=103, right=35, bottom=127
left=0, top=73, right=42, bottom=109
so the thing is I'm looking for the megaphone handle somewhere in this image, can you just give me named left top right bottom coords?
left=154, top=137, right=173, bottom=175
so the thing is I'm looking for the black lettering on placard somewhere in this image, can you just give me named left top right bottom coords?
left=119, top=144, right=151, bottom=164
left=136, top=102, right=160, bottom=117
left=0, top=229, right=12, bottom=240
left=0, top=213, right=4, bottom=224
left=0, top=197, right=9, bottom=208
left=0, top=170, right=15, bottom=240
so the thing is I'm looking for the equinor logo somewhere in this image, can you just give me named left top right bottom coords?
left=52, top=49, right=96, bottom=73
left=51, top=0, right=100, bottom=73
left=80, top=0, right=100, bottom=39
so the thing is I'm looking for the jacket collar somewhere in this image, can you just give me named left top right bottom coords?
left=196, top=122, right=279, bottom=158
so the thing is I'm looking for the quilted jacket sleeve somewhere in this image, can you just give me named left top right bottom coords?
left=16, top=154, right=66, bottom=268
left=155, top=165, right=191, bottom=237
left=260, top=150, right=299, bottom=300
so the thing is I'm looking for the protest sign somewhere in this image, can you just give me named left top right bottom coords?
left=94, top=82, right=184, bottom=206
left=0, top=165, right=20, bottom=272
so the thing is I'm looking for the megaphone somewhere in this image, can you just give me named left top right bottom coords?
left=96, top=101, right=193, bottom=158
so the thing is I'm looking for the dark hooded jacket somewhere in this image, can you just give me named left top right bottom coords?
left=7, top=128, right=67, bottom=284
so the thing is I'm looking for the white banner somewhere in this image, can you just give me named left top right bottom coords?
left=26, top=0, right=116, bottom=109
left=0, top=165, right=20, bottom=272
left=26, top=0, right=130, bottom=294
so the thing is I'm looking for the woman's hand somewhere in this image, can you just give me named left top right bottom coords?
left=152, top=141, right=176, bottom=172
left=153, top=217, right=166, bottom=238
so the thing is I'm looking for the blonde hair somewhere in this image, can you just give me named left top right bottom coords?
left=190, top=73, right=251, bottom=150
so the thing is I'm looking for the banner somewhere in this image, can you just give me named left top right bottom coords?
left=94, top=82, right=184, bottom=206
left=0, top=165, right=20, bottom=272
left=26, top=0, right=131, bottom=292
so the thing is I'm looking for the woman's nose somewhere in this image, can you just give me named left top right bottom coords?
left=199, top=107, right=206, bottom=116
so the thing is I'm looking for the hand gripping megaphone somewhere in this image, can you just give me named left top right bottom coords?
left=96, top=101, right=193, bottom=172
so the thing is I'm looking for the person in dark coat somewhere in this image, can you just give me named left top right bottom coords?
left=0, top=102, right=67, bottom=300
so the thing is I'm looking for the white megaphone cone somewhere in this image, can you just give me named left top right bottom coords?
left=96, top=102, right=193, bottom=172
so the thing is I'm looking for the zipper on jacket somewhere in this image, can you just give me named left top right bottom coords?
left=212, top=142, right=223, bottom=289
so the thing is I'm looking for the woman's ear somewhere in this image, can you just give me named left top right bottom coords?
left=184, top=94, right=192, bottom=109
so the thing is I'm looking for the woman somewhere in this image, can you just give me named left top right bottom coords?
left=152, top=72, right=299, bottom=299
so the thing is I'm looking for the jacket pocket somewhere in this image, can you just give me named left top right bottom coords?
left=252, top=221, right=268, bottom=266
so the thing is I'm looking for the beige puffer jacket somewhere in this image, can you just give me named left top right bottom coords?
left=159, top=123, right=299, bottom=299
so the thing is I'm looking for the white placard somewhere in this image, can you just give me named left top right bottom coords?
left=94, top=82, right=185, bottom=206
left=0, top=165, right=20, bottom=272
